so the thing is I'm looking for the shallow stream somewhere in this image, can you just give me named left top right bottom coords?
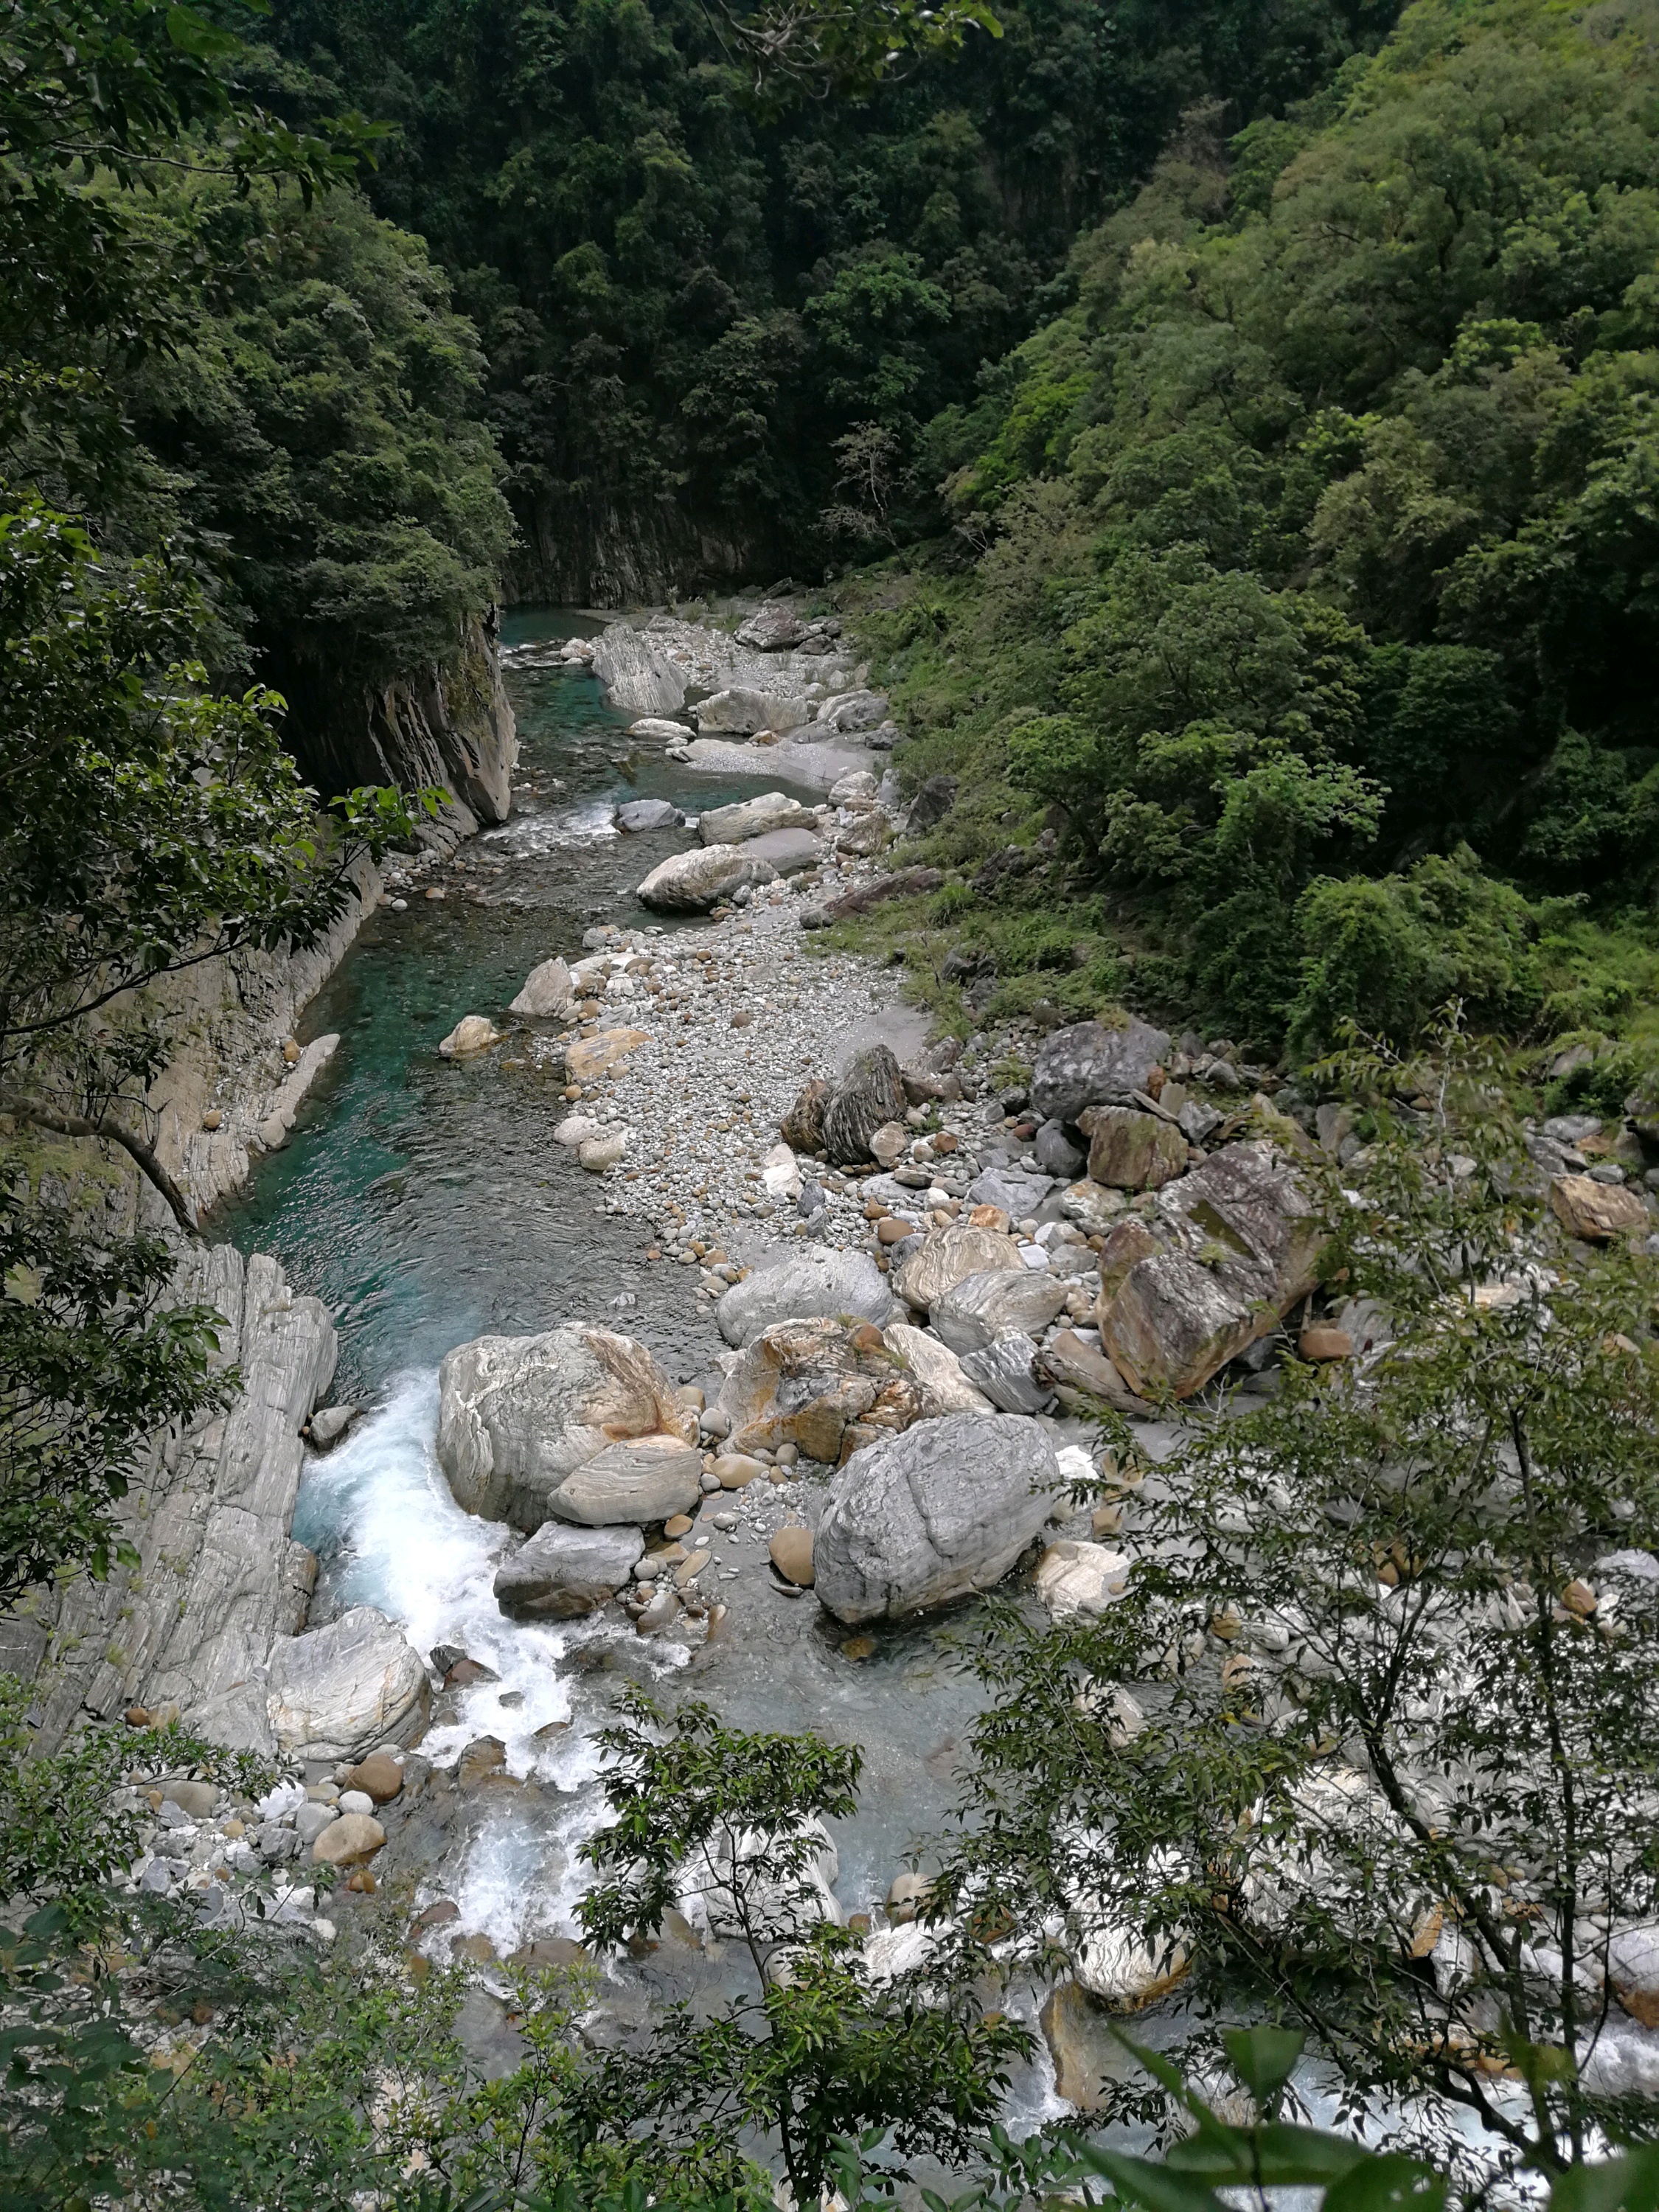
left=217, top=611, right=1026, bottom=2056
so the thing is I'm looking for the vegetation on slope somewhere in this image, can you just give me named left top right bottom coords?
left=832, top=0, right=1659, bottom=1077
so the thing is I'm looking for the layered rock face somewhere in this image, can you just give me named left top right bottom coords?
left=13, top=1249, right=345, bottom=1755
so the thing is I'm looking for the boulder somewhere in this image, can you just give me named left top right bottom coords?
left=1038, top=1331, right=1151, bottom=1415
left=307, top=1404, right=358, bottom=1449
left=578, top=1130, right=628, bottom=1173
left=1093, top=1217, right=1161, bottom=1306
left=813, top=866, right=943, bottom=922
left=829, top=767, right=879, bottom=804
left=741, top=827, right=821, bottom=876
left=932, top=1268, right=1068, bottom=1356
left=1060, top=1180, right=1127, bottom=1234
left=698, top=791, right=815, bottom=844
left=1034, top=1121, right=1086, bottom=1179
left=958, top=1332, right=1052, bottom=1414
left=495, top=1523, right=645, bottom=1618
left=565, top=1029, right=650, bottom=1083
left=613, top=799, right=684, bottom=832
left=1079, top=1107, right=1189, bottom=1192
left=868, top=1121, right=908, bottom=1169
left=439, top=1016, right=500, bottom=1060
left=737, top=602, right=808, bottom=652
left=1099, top=1141, right=1324, bottom=1399
left=436, top=1324, right=691, bottom=1531
left=508, top=958, right=577, bottom=1018
left=628, top=717, right=694, bottom=741
left=554, top=1113, right=602, bottom=1148
left=881, top=1324, right=992, bottom=1415
left=548, top=1434, right=703, bottom=1524
left=715, top=1248, right=895, bottom=1348
left=771, top=1527, right=815, bottom=1585
left=781, top=1078, right=830, bottom=1152
left=694, top=687, right=811, bottom=736
left=588, top=627, right=687, bottom=715
left=343, top=1752, right=403, bottom=1804
left=716, top=1315, right=978, bottom=1462
left=965, top=1164, right=1054, bottom=1220
left=816, top=689, right=889, bottom=734
left=814, top=1411, right=1059, bottom=1624
left=265, top=1607, right=428, bottom=1759
left=636, top=846, right=778, bottom=914
left=822, top=1046, right=908, bottom=1165
left=312, top=1812, right=386, bottom=1866
left=1035, top=1542, right=1132, bottom=1618
left=894, top=1220, right=1024, bottom=1311
left=1031, top=1018, right=1171, bottom=1126
left=1551, top=1174, right=1649, bottom=1241
left=907, top=774, right=957, bottom=831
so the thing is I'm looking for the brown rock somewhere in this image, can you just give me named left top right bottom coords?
left=714, top=1318, right=932, bottom=1463
left=820, top=866, right=943, bottom=920
left=895, top=1220, right=1024, bottom=1310
left=412, top=1899, right=460, bottom=1933
left=1551, top=1174, right=1649, bottom=1242
left=717, top=1454, right=768, bottom=1488
left=507, top=1935, right=594, bottom=1970
left=344, top=1751, right=404, bottom=1804
left=1040, top=1331, right=1153, bottom=1415
left=968, top=1203, right=1011, bottom=1232
left=346, top=1868, right=378, bottom=1893
left=876, top=1218, right=912, bottom=1247
left=313, top=1812, right=386, bottom=1866
left=782, top=1077, right=831, bottom=1153
left=1092, top=1217, right=1161, bottom=1312
left=1298, top=1324, right=1354, bottom=1361
left=1079, top=1107, right=1189, bottom=1192
left=458, top=1736, right=508, bottom=1788
left=664, top=1514, right=695, bottom=1538
left=1562, top=1579, right=1597, bottom=1618
left=770, top=1527, right=815, bottom=1585
left=453, top=1932, right=496, bottom=1964
left=1041, top=1980, right=1132, bottom=2112
left=565, top=1027, right=650, bottom=1084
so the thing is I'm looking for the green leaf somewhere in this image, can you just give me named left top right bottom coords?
left=1221, top=2025, right=1304, bottom=2112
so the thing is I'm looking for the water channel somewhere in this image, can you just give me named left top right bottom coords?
left=216, top=611, right=1049, bottom=2095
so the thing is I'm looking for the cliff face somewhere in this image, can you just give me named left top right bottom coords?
left=269, top=611, right=518, bottom=830
left=504, top=489, right=772, bottom=609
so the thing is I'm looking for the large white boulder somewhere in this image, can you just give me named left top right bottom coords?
left=495, top=1523, right=646, bottom=1618
left=715, top=1248, right=894, bottom=1348
left=813, top=1411, right=1059, bottom=1623
left=508, top=957, right=577, bottom=1018
left=265, top=1607, right=428, bottom=1759
left=436, top=1325, right=692, bottom=1531
left=636, top=845, right=778, bottom=914
left=698, top=790, right=816, bottom=844
left=932, top=1268, right=1068, bottom=1355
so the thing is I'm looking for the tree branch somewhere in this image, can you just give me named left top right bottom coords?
left=3, top=1094, right=200, bottom=1240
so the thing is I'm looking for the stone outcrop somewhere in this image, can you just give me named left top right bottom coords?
left=821, top=1046, right=908, bottom=1166
left=265, top=1606, right=428, bottom=1760
left=694, top=687, right=813, bottom=736
left=813, top=1411, right=1058, bottom=1624
left=435, top=1324, right=692, bottom=1531
left=13, top=1249, right=338, bottom=1755
left=588, top=625, right=689, bottom=715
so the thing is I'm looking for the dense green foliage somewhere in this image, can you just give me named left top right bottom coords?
left=840, top=0, right=1659, bottom=1058
left=260, top=0, right=1396, bottom=580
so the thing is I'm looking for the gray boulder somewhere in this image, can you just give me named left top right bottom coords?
left=716, top=1248, right=895, bottom=1348
left=265, top=1607, right=428, bottom=1759
left=895, top=1220, right=1024, bottom=1310
left=959, top=1332, right=1054, bottom=1414
left=698, top=790, right=815, bottom=844
left=614, top=799, right=684, bottom=832
left=589, top=627, right=688, bottom=715
left=636, top=846, right=779, bottom=914
left=545, top=1435, right=703, bottom=1526
left=508, top=956, right=577, bottom=1018
left=815, top=689, right=889, bottom=734
left=1031, top=1018, right=1172, bottom=1126
left=932, top=1268, right=1068, bottom=1356
left=737, top=603, right=807, bottom=652
left=966, top=1164, right=1055, bottom=1220
left=814, top=1412, right=1059, bottom=1623
left=694, top=688, right=812, bottom=736
left=907, top=774, right=958, bottom=831
left=822, top=1045, right=908, bottom=1165
left=741, top=827, right=821, bottom=876
left=1034, top=1120, right=1085, bottom=1179
left=496, top=1523, right=646, bottom=1618
left=436, top=1324, right=690, bottom=1531
left=307, top=1404, right=359, bottom=1449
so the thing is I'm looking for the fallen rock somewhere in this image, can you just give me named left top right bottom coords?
left=589, top=626, right=688, bottom=715
left=1551, top=1174, right=1649, bottom=1241
left=814, top=1411, right=1059, bottom=1623
left=546, top=1434, right=703, bottom=1526
left=313, top=1812, right=386, bottom=1866
left=495, top=1523, right=646, bottom=1618
left=882, top=1324, right=992, bottom=1415
left=565, top=1029, right=650, bottom=1083
left=1038, top=1331, right=1152, bottom=1415
left=698, top=791, right=815, bottom=844
left=636, top=846, right=778, bottom=914
left=439, top=1016, right=501, bottom=1060
left=1034, top=1121, right=1086, bottom=1179
left=815, top=866, right=943, bottom=922
left=694, top=686, right=811, bottom=736
left=343, top=1751, right=403, bottom=1804
left=907, top=774, right=957, bottom=830
left=614, top=799, right=684, bottom=832
left=577, top=1130, right=628, bottom=1173
left=771, top=1527, right=815, bottom=1586
left=737, top=603, right=807, bottom=652
left=822, top=1046, right=908, bottom=1166
left=554, top=1113, right=602, bottom=1147
left=965, top=1164, right=1054, bottom=1219
left=437, top=1324, right=691, bottom=1531
left=1032, top=1018, right=1172, bottom=1126
left=715, top=1250, right=896, bottom=1348
left=1099, top=1141, right=1325, bottom=1399
left=1043, top=1980, right=1131, bottom=2111
left=781, top=1078, right=831, bottom=1152
left=1298, top=1324, right=1354, bottom=1361
left=266, top=1607, right=428, bottom=1759
left=741, top=826, right=821, bottom=875
left=307, top=1405, right=358, bottom=1449
left=1079, top=1107, right=1189, bottom=1192
left=509, top=957, right=577, bottom=1018
left=958, top=1331, right=1052, bottom=1413
left=1060, top=1180, right=1127, bottom=1234
left=818, top=690, right=889, bottom=734
left=868, top=1121, right=908, bottom=1169
left=895, top=1220, right=1024, bottom=1311
left=1035, top=1542, right=1132, bottom=1618
left=627, top=717, right=693, bottom=741
left=932, top=1268, right=1068, bottom=1355
left=715, top=1315, right=951, bottom=1461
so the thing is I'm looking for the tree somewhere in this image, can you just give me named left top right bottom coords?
left=936, top=1027, right=1659, bottom=2195
left=578, top=1690, right=1029, bottom=2204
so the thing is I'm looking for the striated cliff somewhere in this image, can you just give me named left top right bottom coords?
left=505, top=490, right=769, bottom=610
left=265, top=611, right=518, bottom=830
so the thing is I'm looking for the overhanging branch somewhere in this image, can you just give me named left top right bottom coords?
left=2, top=1094, right=201, bottom=1241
